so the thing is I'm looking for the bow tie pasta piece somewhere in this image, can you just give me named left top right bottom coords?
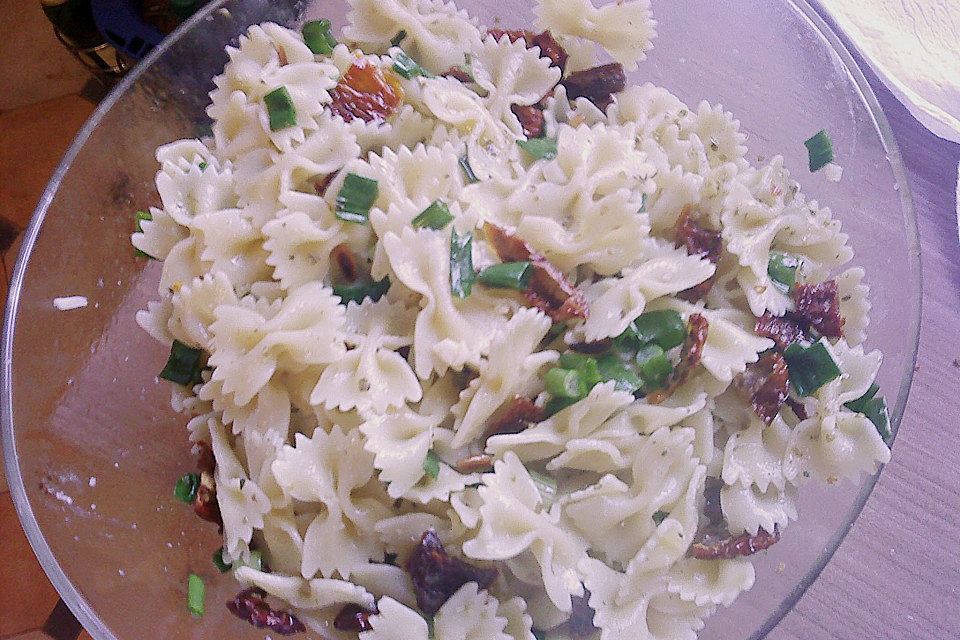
left=359, top=597, right=430, bottom=640
left=383, top=227, right=510, bottom=378
left=260, top=511, right=306, bottom=576
left=360, top=409, right=439, bottom=499
left=721, top=416, right=793, bottom=493
left=240, top=427, right=289, bottom=507
left=234, top=565, right=376, bottom=611
left=132, top=206, right=187, bottom=263
left=720, top=482, right=797, bottom=537
left=433, top=583, right=513, bottom=640
left=418, top=76, right=515, bottom=149
left=348, top=104, right=438, bottom=157
left=486, top=382, right=635, bottom=469
left=345, top=0, right=481, bottom=73
left=190, top=208, right=272, bottom=288
left=272, top=426, right=390, bottom=580
left=451, top=308, right=557, bottom=448
left=472, top=34, right=562, bottom=136
left=835, top=267, right=871, bottom=346
left=166, top=272, right=238, bottom=351
left=154, top=140, right=238, bottom=226
left=463, top=452, right=588, bottom=613
left=666, top=557, right=756, bottom=608
left=580, top=244, right=716, bottom=341
left=535, top=0, right=656, bottom=72
left=498, top=596, right=537, bottom=640
left=262, top=197, right=347, bottom=291
left=349, top=563, right=421, bottom=610
left=198, top=374, right=292, bottom=440
left=209, top=282, right=346, bottom=406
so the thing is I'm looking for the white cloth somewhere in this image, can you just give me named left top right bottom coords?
left=818, top=0, right=960, bottom=144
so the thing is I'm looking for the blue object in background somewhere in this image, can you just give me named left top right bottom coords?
left=90, top=0, right=164, bottom=60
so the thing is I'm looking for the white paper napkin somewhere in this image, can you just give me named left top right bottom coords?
left=817, top=0, right=960, bottom=144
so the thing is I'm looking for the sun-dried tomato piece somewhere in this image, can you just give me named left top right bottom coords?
left=334, top=603, right=377, bottom=632
left=455, top=454, right=494, bottom=474
left=647, top=313, right=709, bottom=404
left=329, top=60, right=403, bottom=124
left=406, top=529, right=498, bottom=615
left=441, top=66, right=474, bottom=83
left=484, top=223, right=589, bottom=322
left=227, top=588, right=306, bottom=635
left=792, top=280, right=844, bottom=338
left=529, top=30, right=568, bottom=72
left=690, top=526, right=781, bottom=560
left=483, top=396, right=545, bottom=438
left=755, top=311, right=805, bottom=352
left=331, top=242, right=360, bottom=283
left=195, top=440, right=215, bottom=475
left=561, top=63, right=626, bottom=110
left=674, top=206, right=722, bottom=301
left=568, top=592, right=597, bottom=636
left=785, top=397, right=808, bottom=421
left=569, top=338, right=613, bottom=355
left=703, top=476, right=724, bottom=525
left=314, top=171, right=337, bottom=197
left=193, top=481, right=222, bottom=529
left=736, top=351, right=790, bottom=423
left=512, top=104, right=545, bottom=139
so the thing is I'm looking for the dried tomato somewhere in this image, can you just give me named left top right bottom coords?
left=792, top=280, right=844, bottom=338
left=674, top=206, right=722, bottom=301
left=647, top=313, right=709, bottom=404
left=483, top=396, right=545, bottom=438
left=561, top=63, right=626, bottom=110
left=441, top=66, right=474, bottom=83
left=455, top=454, right=495, bottom=474
left=512, top=104, right=546, bottom=139
left=192, top=441, right=222, bottom=529
left=569, top=338, right=613, bottom=355
left=334, top=603, right=377, bottom=632
left=331, top=243, right=360, bottom=283
left=406, top=529, right=497, bottom=614
left=486, top=29, right=568, bottom=72
left=329, top=61, right=403, bottom=123
left=484, top=223, right=588, bottom=322
left=227, top=588, right=306, bottom=635
left=690, top=526, right=781, bottom=560
left=736, top=351, right=790, bottom=423
left=755, top=312, right=805, bottom=352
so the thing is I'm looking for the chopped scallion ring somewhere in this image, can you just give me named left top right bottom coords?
left=636, top=344, right=672, bottom=391
left=246, top=550, right=263, bottom=572
left=174, top=473, right=200, bottom=503
left=422, top=450, right=441, bottom=480
left=845, top=383, right=891, bottom=442
left=652, top=510, right=669, bottom=525
left=544, top=367, right=587, bottom=400
left=336, top=173, right=379, bottom=224
left=134, top=210, right=155, bottom=259
left=477, top=261, right=533, bottom=290
left=517, top=136, right=558, bottom=161
left=390, top=30, right=408, bottom=47
left=804, top=129, right=834, bottom=172
left=783, top=338, right=842, bottom=396
left=187, top=574, right=205, bottom=617
left=264, top=86, right=297, bottom=131
left=159, top=340, right=205, bottom=386
left=459, top=153, right=479, bottom=184
left=596, top=354, right=644, bottom=394
left=558, top=352, right=602, bottom=389
left=212, top=547, right=232, bottom=573
left=620, top=310, right=687, bottom=352
left=302, top=19, right=337, bottom=54
left=449, top=229, right=475, bottom=298
left=767, top=251, right=801, bottom=292
left=393, top=50, right=432, bottom=79
left=412, top=200, right=454, bottom=230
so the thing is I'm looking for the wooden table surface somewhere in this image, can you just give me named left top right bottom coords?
left=1, top=12, right=959, bottom=640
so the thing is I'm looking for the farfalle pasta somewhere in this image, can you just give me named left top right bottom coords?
left=133, top=1, right=893, bottom=637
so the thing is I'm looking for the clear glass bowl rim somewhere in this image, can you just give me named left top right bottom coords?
left=1, top=1, right=922, bottom=638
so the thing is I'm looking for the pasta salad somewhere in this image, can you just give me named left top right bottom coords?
left=132, top=0, right=893, bottom=637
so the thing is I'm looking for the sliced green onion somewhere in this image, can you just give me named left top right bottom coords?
left=264, top=86, right=297, bottom=131
left=845, top=384, right=890, bottom=442
left=390, top=30, right=407, bottom=47
left=544, top=368, right=586, bottom=400
left=558, top=352, right=602, bottom=389
left=804, top=129, right=834, bottom=172
left=477, top=261, right=533, bottom=291
left=844, top=383, right=879, bottom=414
left=622, top=310, right=687, bottom=352
left=517, top=136, right=558, bottom=161
left=134, top=210, right=155, bottom=259
left=544, top=395, right=579, bottom=416
left=596, top=354, right=644, bottom=394
left=449, top=229, right=475, bottom=298
left=422, top=450, right=441, bottom=480
left=768, top=251, right=800, bottom=292
left=212, top=547, right=232, bottom=573
left=783, top=338, right=842, bottom=396
left=198, top=161, right=208, bottom=171
left=652, top=510, right=669, bottom=525
left=302, top=19, right=337, bottom=55
left=528, top=468, right=558, bottom=511
left=545, top=323, right=566, bottom=341
left=459, top=153, right=479, bottom=184
left=636, top=344, right=672, bottom=390
left=159, top=340, right=205, bottom=386
left=393, top=50, right=432, bottom=79
left=639, top=193, right=648, bottom=214
left=336, top=173, right=379, bottom=224
left=174, top=473, right=200, bottom=503
left=187, top=573, right=205, bottom=617
left=412, top=200, right=454, bottom=230
left=245, top=550, right=263, bottom=572
left=333, top=277, right=391, bottom=305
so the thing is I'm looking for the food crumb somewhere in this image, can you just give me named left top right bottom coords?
left=823, top=162, right=843, bottom=182
left=118, top=569, right=125, bottom=577
left=776, top=562, right=786, bottom=574
left=90, top=503, right=97, bottom=510
left=952, top=358, right=960, bottom=368
left=88, top=476, right=97, bottom=487
left=53, top=490, right=73, bottom=505
left=53, top=296, right=88, bottom=311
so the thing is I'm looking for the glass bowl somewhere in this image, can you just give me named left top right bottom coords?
left=1, top=0, right=920, bottom=639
